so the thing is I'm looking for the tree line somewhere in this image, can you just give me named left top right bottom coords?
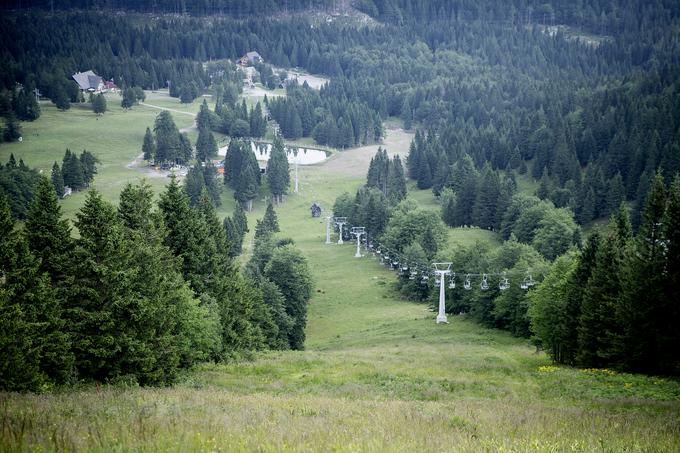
left=0, top=172, right=313, bottom=391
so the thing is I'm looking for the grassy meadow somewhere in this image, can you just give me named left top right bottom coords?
left=1, top=87, right=679, bottom=452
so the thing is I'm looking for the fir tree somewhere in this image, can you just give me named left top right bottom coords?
left=142, top=127, right=156, bottom=162
left=195, top=127, right=218, bottom=162
left=62, top=149, right=85, bottom=190
left=618, top=173, right=667, bottom=373
left=265, top=245, right=313, bottom=350
left=92, top=93, right=107, bottom=115
left=79, top=150, right=98, bottom=186
left=262, top=202, right=280, bottom=233
left=267, top=136, right=290, bottom=203
left=51, top=161, right=65, bottom=197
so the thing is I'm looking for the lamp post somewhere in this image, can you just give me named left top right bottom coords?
left=433, top=262, right=452, bottom=324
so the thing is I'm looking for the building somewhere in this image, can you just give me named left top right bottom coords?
left=239, top=51, right=263, bottom=66
left=72, top=70, right=104, bottom=93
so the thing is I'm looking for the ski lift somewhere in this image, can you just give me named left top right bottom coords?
left=435, top=277, right=441, bottom=285
left=499, top=272, right=510, bottom=291
left=409, top=269, right=418, bottom=280
left=448, top=273, right=456, bottom=289
left=463, top=274, right=472, bottom=290
left=421, top=274, right=430, bottom=284
left=480, top=274, right=489, bottom=291
left=520, top=272, right=535, bottom=289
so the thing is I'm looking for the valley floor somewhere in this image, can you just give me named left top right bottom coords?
left=1, top=91, right=679, bottom=453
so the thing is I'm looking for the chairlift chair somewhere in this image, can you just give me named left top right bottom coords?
left=448, top=273, right=456, bottom=289
left=499, top=273, right=510, bottom=291
left=480, top=274, right=489, bottom=291
left=463, top=274, right=472, bottom=290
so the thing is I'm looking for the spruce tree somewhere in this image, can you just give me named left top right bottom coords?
left=79, top=150, right=98, bottom=186
left=92, top=93, right=106, bottom=115
left=62, top=149, right=85, bottom=190
left=265, top=245, right=313, bottom=350
left=153, top=111, right=180, bottom=165
left=619, top=173, right=667, bottom=373
left=267, top=136, right=290, bottom=203
left=51, top=161, right=65, bottom=197
left=3, top=113, right=21, bottom=142
left=142, top=127, right=156, bottom=162
left=184, top=165, right=206, bottom=207
left=663, top=176, right=680, bottom=374
left=262, top=202, right=280, bottom=233
left=25, top=177, right=73, bottom=282
left=235, top=164, right=258, bottom=211
left=233, top=202, right=248, bottom=236
left=196, top=127, right=218, bottom=162
left=1, top=195, right=73, bottom=390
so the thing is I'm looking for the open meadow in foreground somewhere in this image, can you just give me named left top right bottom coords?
left=1, top=91, right=679, bottom=453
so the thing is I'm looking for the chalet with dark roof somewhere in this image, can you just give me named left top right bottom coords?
left=72, top=70, right=104, bottom=93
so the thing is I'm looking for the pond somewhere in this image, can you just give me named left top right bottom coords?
left=218, top=141, right=328, bottom=165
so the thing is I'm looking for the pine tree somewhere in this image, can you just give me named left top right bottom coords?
left=662, top=176, right=680, bottom=374
left=576, top=233, right=623, bottom=368
left=202, top=162, right=222, bottom=207
left=388, top=155, right=407, bottom=203
left=235, top=164, right=259, bottom=211
left=184, top=165, right=207, bottom=207
left=223, top=216, right=242, bottom=257
left=79, top=150, right=98, bottom=186
left=262, top=202, right=280, bottom=233
left=265, top=245, right=313, bottom=350
left=25, top=177, right=73, bottom=283
left=196, top=99, right=212, bottom=130
left=618, top=173, right=667, bottom=373
left=267, top=136, right=290, bottom=203
left=153, top=111, right=180, bottom=165
left=62, top=149, right=85, bottom=190
left=178, top=133, right=193, bottom=165
left=92, top=93, right=107, bottom=115
left=3, top=113, right=21, bottom=142
left=142, top=127, right=156, bottom=162
left=195, top=128, right=218, bottom=162
left=227, top=205, right=246, bottom=241
left=51, top=161, right=65, bottom=197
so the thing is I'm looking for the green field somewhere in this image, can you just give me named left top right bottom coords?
left=1, top=89, right=679, bottom=452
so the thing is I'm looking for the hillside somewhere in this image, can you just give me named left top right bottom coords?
left=2, top=93, right=680, bottom=451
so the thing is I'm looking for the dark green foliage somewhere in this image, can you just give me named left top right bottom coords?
left=529, top=177, right=680, bottom=374
left=92, top=93, right=106, bottom=115
left=61, top=149, right=85, bottom=190
left=195, top=128, right=218, bottom=162
left=262, top=202, right=280, bottom=234
left=79, top=150, right=98, bottom=186
left=153, top=111, right=181, bottom=165
left=121, top=87, right=143, bottom=109
left=366, top=148, right=406, bottom=203
left=51, top=162, right=64, bottom=197
left=0, top=154, right=41, bottom=220
left=142, top=127, right=155, bottom=161
left=12, top=85, right=40, bottom=121
left=184, top=165, right=206, bottom=207
left=264, top=245, right=313, bottom=350
left=3, top=113, right=21, bottom=142
left=0, top=195, right=73, bottom=391
left=267, top=136, right=290, bottom=203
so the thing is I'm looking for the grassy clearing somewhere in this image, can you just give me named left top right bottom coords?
left=1, top=90, right=679, bottom=452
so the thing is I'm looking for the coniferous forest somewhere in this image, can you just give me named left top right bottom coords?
left=1, top=1, right=680, bottom=449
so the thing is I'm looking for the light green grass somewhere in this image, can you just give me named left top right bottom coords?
left=1, top=90, right=679, bottom=453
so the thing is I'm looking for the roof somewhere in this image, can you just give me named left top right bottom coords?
left=246, top=51, right=262, bottom=62
left=72, top=70, right=103, bottom=91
